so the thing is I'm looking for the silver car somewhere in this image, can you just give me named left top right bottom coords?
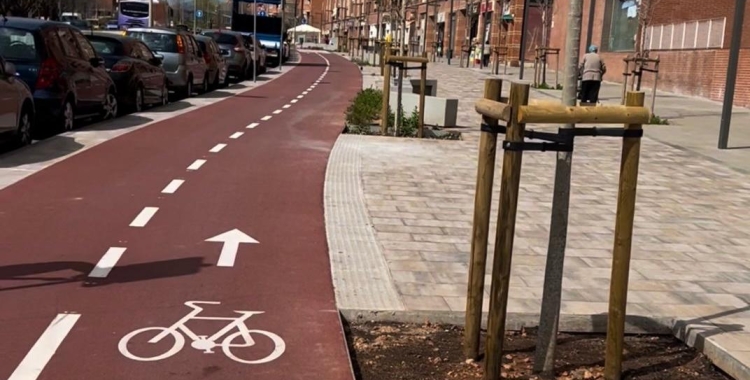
left=126, top=28, right=208, bottom=98
left=0, top=56, right=34, bottom=146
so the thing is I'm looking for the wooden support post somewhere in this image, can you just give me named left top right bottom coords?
left=555, top=51, right=559, bottom=89
left=603, top=91, right=645, bottom=380
left=621, top=58, right=630, bottom=105
left=396, top=61, right=404, bottom=136
left=464, top=78, right=503, bottom=360
left=381, top=42, right=392, bottom=135
left=484, top=81, right=530, bottom=380
left=418, top=52, right=427, bottom=138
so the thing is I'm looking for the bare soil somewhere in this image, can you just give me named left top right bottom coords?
left=346, top=322, right=731, bottom=380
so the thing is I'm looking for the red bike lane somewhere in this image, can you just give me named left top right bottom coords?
left=0, top=52, right=359, bottom=380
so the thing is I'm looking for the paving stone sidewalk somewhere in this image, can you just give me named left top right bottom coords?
left=326, top=56, right=750, bottom=379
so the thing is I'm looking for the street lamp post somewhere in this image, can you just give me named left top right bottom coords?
left=447, top=0, right=454, bottom=64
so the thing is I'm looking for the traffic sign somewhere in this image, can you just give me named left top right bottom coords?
left=258, top=10, right=267, bottom=16
left=196, top=10, right=203, bottom=19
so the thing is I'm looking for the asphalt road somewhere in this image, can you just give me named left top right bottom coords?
left=0, top=51, right=359, bottom=380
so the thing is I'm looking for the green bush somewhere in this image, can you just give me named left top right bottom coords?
left=649, top=114, right=669, bottom=125
left=345, top=88, right=383, bottom=128
left=398, top=107, right=419, bottom=137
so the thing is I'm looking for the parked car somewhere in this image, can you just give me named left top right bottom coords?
left=0, top=18, right=119, bottom=133
left=104, top=20, right=120, bottom=31
left=86, top=32, right=169, bottom=112
left=199, top=29, right=251, bottom=82
left=126, top=27, right=208, bottom=98
left=0, top=56, right=35, bottom=146
left=194, top=34, right=227, bottom=89
left=241, top=34, right=266, bottom=75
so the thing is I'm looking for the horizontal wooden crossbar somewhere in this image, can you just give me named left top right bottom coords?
left=387, top=55, right=429, bottom=64
left=475, top=99, right=511, bottom=122
left=518, top=104, right=650, bottom=124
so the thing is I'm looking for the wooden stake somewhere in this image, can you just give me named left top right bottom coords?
left=603, top=91, right=645, bottom=380
left=381, top=41, right=392, bottom=135
left=464, top=78, right=503, bottom=360
left=418, top=52, right=427, bottom=138
left=484, top=81, right=530, bottom=380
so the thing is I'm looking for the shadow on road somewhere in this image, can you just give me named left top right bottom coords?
left=0, top=257, right=209, bottom=292
left=0, top=136, right=85, bottom=168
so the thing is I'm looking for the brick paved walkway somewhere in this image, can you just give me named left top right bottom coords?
left=326, top=56, right=750, bottom=379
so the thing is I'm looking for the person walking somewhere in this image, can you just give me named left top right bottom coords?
left=579, top=45, right=606, bottom=105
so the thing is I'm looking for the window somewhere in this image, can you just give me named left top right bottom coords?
left=57, top=28, right=80, bottom=57
left=71, top=29, right=96, bottom=60
left=0, top=27, right=37, bottom=60
left=89, top=38, right=120, bottom=55
left=127, top=31, right=178, bottom=53
left=137, top=42, right=155, bottom=60
left=602, top=0, right=639, bottom=52
left=644, top=18, right=726, bottom=50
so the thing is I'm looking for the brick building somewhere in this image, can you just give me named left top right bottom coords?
left=550, top=0, right=750, bottom=106
left=320, top=0, right=547, bottom=64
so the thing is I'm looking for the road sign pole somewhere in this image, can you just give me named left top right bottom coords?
left=254, top=0, right=258, bottom=82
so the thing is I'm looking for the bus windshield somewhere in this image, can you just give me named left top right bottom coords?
left=120, top=2, right=149, bottom=18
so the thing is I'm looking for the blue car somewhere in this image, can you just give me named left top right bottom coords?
left=0, top=17, right=119, bottom=134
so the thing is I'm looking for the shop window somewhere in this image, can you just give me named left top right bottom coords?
left=602, top=0, right=639, bottom=52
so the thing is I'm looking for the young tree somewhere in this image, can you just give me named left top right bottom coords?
left=635, top=0, right=664, bottom=54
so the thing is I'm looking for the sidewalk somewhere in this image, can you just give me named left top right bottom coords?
left=326, top=55, right=750, bottom=379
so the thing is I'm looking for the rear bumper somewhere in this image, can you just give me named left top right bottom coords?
left=165, top=67, right=190, bottom=89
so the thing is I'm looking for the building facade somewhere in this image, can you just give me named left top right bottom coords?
left=320, top=0, right=547, bottom=65
left=550, top=0, right=750, bottom=106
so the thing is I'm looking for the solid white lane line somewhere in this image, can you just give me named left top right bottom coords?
left=261, top=115, right=272, bottom=121
left=246, top=122, right=259, bottom=129
left=282, top=104, right=291, bottom=109
left=130, top=207, right=158, bottom=227
left=272, top=109, right=282, bottom=114
left=162, top=179, right=185, bottom=194
left=230, top=132, right=244, bottom=139
left=209, top=143, right=227, bottom=153
left=8, top=313, right=81, bottom=380
left=187, top=159, right=206, bottom=170
left=291, top=99, right=298, bottom=103
left=89, top=247, right=127, bottom=278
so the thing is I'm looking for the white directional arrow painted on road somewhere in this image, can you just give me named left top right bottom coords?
left=206, top=229, right=259, bottom=267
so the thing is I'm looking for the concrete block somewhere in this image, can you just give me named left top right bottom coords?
left=410, top=79, right=438, bottom=96
left=389, top=92, right=458, bottom=127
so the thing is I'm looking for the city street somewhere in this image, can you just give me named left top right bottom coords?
left=0, top=52, right=357, bottom=380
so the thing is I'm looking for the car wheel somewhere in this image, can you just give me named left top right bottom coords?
left=201, top=75, right=209, bottom=93
left=134, top=86, right=145, bottom=113
left=102, top=90, right=118, bottom=120
left=61, top=99, right=75, bottom=131
left=184, top=78, right=193, bottom=98
left=214, top=71, right=221, bottom=89
left=15, top=106, right=33, bottom=147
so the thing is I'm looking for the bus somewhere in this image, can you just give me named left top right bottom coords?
left=117, top=0, right=167, bottom=29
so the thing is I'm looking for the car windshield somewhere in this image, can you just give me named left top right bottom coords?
left=209, top=33, right=237, bottom=45
left=89, top=38, right=121, bottom=55
left=0, top=27, right=37, bottom=60
left=127, top=31, right=177, bottom=53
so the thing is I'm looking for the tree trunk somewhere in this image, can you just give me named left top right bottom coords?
left=532, top=0, right=583, bottom=375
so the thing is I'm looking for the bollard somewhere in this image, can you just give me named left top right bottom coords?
left=381, top=42, right=392, bottom=135
left=484, top=81, right=530, bottom=380
left=464, top=79, right=503, bottom=359
left=603, top=91, right=645, bottom=380
left=418, top=52, right=427, bottom=138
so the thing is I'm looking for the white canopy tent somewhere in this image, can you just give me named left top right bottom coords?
left=289, top=24, right=322, bottom=44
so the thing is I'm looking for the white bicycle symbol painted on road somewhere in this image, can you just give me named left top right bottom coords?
left=118, top=301, right=286, bottom=364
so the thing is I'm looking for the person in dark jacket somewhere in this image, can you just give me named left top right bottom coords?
left=579, top=45, right=607, bottom=104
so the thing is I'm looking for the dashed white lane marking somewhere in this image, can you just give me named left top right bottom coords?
left=209, top=143, right=227, bottom=153
left=272, top=109, right=282, bottom=114
left=261, top=115, right=273, bottom=121
left=162, top=179, right=185, bottom=194
left=297, top=95, right=304, bottom=99
left=130, top=207, right=159, bottom=227
left=230, top=132, right=244, bottom=139
left=247, top=122, right=259, bottom=129
left=187, top=159, right=207, bottom=170
left=8, top=313, right=81, bottom=380
left=291, top=99, right=298, bottom=103
left=302, top=91, right=309, bottom=95
left=89, top=247, right=127, bottom=278
left=282, top=104, right=291, bottom=109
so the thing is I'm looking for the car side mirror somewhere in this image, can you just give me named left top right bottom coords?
left=3, top=61, right=16, bottom=76
left=153, top=53, right=164, bottom=62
